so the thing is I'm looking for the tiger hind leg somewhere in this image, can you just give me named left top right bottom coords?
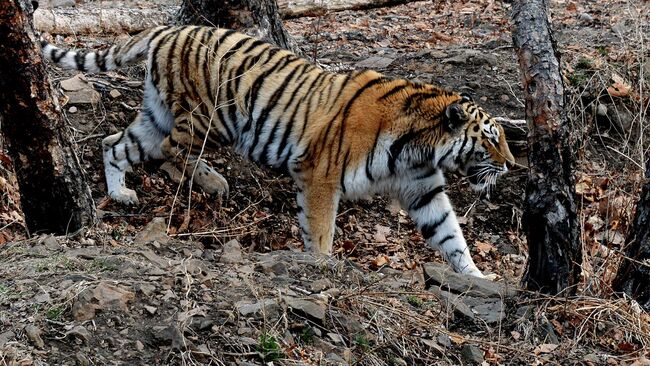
left=102, top=113, right=166, bottom=205
left=160, top=127, right=229, bottom=198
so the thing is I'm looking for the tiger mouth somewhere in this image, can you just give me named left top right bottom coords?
left=466, top=165, right=503, bottom=190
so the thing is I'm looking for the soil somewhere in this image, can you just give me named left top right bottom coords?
left=1, top=0, right=649, bottom=365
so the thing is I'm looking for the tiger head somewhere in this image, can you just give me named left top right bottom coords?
left=436, top=94, right=515, bottom=191
left=394, top=89, right=516, bottom=191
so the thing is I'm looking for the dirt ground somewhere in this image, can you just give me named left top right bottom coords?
left=1, top=0, right=649, bottom=365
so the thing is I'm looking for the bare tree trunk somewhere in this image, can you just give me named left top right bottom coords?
left=176, top=0, right=300, bottom=53
left=280, top=0, right=414, bottom=18
left=613, top=161, right=650, bottom=310
left=0, top=0, right=95, bottom=235
left=511, top=0, right=581, bottom=294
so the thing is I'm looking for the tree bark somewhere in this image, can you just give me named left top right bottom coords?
left=0, top=0, right=95, bottom=235
left=176, top=0, right=300, bottom=54
left=511, top=0, right=581, bottom=294
left=279, top=0, right=415, bottom=19
left=613, top=161, right=650, bottom=310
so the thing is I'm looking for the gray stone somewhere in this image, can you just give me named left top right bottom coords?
left=431, top=288, right=475, bottom=320
left=422, top=262, right=518, bottom=297
left=284, top=297, right=326, bottom=322
left=443, top=49, right=497, bottom=66
left=134, top=218, right=169, bottom=246
left=356, top=56, right=395, bottom=69
left=0, top=331, right=14, bottom=346
left=65, top=325, right=91, bottom=344
left=461, top=344, right=484, bottom=364
left=220, top=239, right=243, bottom=264
left=436, top=334, right=452, bottom=348
left=72, top=282, right=135, bottom=321
left=463, top=297, right=505, bottom=324
left=109, top=89, right=122, bottom=99
left=235, top=299, right=281, bottom=319
left=60, top=75, right=101, bottom=105
left=24, top=325, right=45, bottom=349
left=255, top=260, right=287, bottom=276
left=43, top=236, right=61, bottom=251
left=135, top=340, right=144, bottom=351
left=309, top=278, right=333, bottom=292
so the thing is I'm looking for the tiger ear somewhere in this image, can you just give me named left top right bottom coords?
left=444, top=103, right=468, bottom=130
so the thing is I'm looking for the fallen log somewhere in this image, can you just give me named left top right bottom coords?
left=279, top=0, right=417, bottom=18
left=34, top=7, right=173, bottom=35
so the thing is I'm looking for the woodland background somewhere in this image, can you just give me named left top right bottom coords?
left=0, top=0, right=649, bottom=365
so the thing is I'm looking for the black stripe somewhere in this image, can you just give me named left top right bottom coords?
left=110, top=161, right=122, bottom=171
left=299, top=72, right=329, bottom=146
left=437, top=143, right=456, bottom=167
left=96, top=49, right=108, bottom=72
left=340, top=149, right=351, bottom=194
left=336, top=77, right=387, bottom=157
left=454, top=131, right=470, bottom=164
left=275, top=70, right=320, bottom=161
left=50, top=47, right=64, bottom=63
left=150, top=32, right=177, bottom=86
left=74, top=51, right=87, bottom=72
left=402, top=91, right=445, bottom=113
left=326, top=72, right=352, bottom=115
left=142, top=107, right=169, bottom=135
left=437, top=234, right=455, bottom=247
left=416, top=168, right=438, bottom=180
left=365, top=126, right=382, bottom=182
left=165, top=31, right=182, bottom=106
left=242, top=39, right=265, bottom=54
left=378, top=83, right=408, bottom=101
left=421, top=211, right=449, bottom=240
left=409, top=186, right=444, bottom=211
left=258, top=62, right=309, bottom=165
left=388, top=129, right=421, bottom=174
left=110, top=131, right=125, bottom=148
left=124, top=145, right=134, bottom=165
left=127, top=130, right=145, bottom=161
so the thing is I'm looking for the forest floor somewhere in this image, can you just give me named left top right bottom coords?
left=1, top=0, right=649, bottom=365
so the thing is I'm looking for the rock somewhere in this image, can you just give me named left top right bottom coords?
left=135, top=340, right=144, bottom=351
left=109, top=89, right=122, bottom=99
left=579, top=12, right=594, bottom=22
left=59, top=75, right=100, bottom=105
left=24, top=325, right=45, bottom=349
left=134, top=217, right=169, bottom=245
left=325, top=352, right=348, bottom=365
left=235, top=299, right=281, bottom=319
left=144, top=305, right=157, bottom=315
left=284, top=297, right=326, bottom=322
left=75, top=352, right=90, bottom=366
left=309, top=279, right=333, bottom=293
left=443, top=49, right=497, bottom=66
left=327, top=333, right=345, bottom=345
left=356, top=56, right=395, bottom=69
left=34, top=293, right=51, bottom=304
left=135, top=283, right=157, bottom=297
left=463, top=297, right=505, bottom=324
left=422, top=263, right=518, bottom=297
left=65, top=325, right=91, bottom=344
left=43, top=236, right=61, bottom=251
left=0, top=331, right=14, bottom=346
left=436, top=334, right=452, bottom=348
left=220, top=239, right=243, bottom=264
left=72, top=282, right=135, bottom=321
left=430, top=288, right=475, bottom=320
left=68, top=106, right=78, bottom=113
left=49, top=0, right=77, bottom=8
left=255, top=260, right=288, bottom=276
left=461, top=344, right=484, bottom=364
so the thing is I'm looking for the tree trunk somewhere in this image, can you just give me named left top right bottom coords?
left=176, top=0, right=300, bottom=54
left=613, top=161, right=650, bottom=310
left=511, top=0, right=582, bottom=295
left=0, top=0, right=95, bottom=235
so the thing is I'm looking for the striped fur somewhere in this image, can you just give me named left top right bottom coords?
left=42, top=26, right=515, bottom=278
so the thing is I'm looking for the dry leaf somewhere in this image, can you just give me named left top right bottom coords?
left=476, top=240, right=495, bottom=254
left=373, top=224, right=391, bottom=243
left=533, top=343, right=558, bottom=355
left=371, top=254, right=390, bottom=268
left=608, top=73, right=631, bottom=97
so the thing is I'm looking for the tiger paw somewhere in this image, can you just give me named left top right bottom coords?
left=109, top=187, right=140, bottom=205
left=192, top=165, right=229, bottom=198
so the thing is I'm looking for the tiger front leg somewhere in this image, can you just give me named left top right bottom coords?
left=402, top=182, right=489, bottom=278
left=296, top=183, right=341, bottom=254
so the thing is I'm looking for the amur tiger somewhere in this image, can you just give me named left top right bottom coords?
left=41, top=25, right=515, bottom=278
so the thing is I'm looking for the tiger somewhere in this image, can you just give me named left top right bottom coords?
left=41, top=25, right=515, bottom=278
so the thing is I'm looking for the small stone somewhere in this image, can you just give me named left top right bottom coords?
left=436, top=334, right=452, bottom=348
left=75, top=352, right=90, bottom=366
left=596, top=103, right=608, bottom=117
left=135, top=340, right=144, bottom=351
left=327, top=333, right=345, bottom=345
left=461, top=344, right=484, bottom=364
left=309, top=279, right=333, bottom=293
left=579, top=12, right=594, bottom=22
left=220, top=239, right=243, bottom=264
left=144, top=305, right=157, bottom=315
left=284, top=297, right=326, bottom=322
left=255, top=261, right=287, bottom=275
left=134, top=218, right=169, bottom=246
left=68, top=106, right=78, bottom=113
left=109, top=89, right=122, bottom=99
left=499, top=94, right=510, bottom=102
left=43, top=236, right=61, bottom=251
left=65, top=325, right=91, bottom=344
left=24, top=325, right=45, bottom=349
left=72, top=282, right=135, bottom=321
left=356, top=56, right=395, bottom=69
left=0, top=331, right=14, bottom=346
left=235, top=299, right=280, bottom=319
